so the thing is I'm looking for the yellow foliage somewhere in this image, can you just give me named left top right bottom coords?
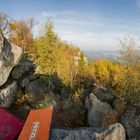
left=91, top=59, right=140, bottom=103
left=9, top=19, right=34, bottom=55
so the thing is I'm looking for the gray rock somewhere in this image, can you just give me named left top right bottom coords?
left=27, top=74, right=40, bottom=81
left=85, top=93, right=112, bottom=127
left=11, top=59, right=35, bottom=80
left=0, top=81, right=18, bottom=108
left=25, top=78, right=49, bottom=101
left=121, top=105, right=140, bottom=140
left=20, top=74, right=39, bottom=88
left=20, top=77, right=30, bottom=88
left=94, top=84, right=115, bottom=103
left=50, top=123, right=126, bottom=140
left=0, top=33, right=23, bottom=86
left=95, top=92, right=115, bottom=103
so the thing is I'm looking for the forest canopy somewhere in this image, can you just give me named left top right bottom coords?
left=0, top=13, right=140, bottom=104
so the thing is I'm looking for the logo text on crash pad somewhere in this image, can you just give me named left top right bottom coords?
left=29, top=121, right=40, bottom=140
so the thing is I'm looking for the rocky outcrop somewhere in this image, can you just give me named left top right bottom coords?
left=19, top=74, right=39, bottom=88
left=85, top=93, right=114, bottom=127
left=11, top=59, right=35, bottom=80
left=50, top=123, right=126, bottom=140
left=121, top=105, right=140, bottom=140
left=85, top=92, right=126, bottom=128
left=0, top=33, right=132, bottom=139
left=0, top=81, right=18, bottom=108
left=25, top=77, right=49, bottom=101
left=95, top=91, right=115, bottom=104
left=94, top=84, right=115, bottom=103
left=0, top=33, right=23, bottom=86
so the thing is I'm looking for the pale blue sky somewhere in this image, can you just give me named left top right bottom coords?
left=1, top=0, right=140, bottom=50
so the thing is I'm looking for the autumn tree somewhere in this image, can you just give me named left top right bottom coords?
left=9, top=18, right=34, bottom=55
left=44, top=19, right=60, bottom=45
left=35, top=19, right=79, bottom=85
left=78, top=52, right=87, bottom=71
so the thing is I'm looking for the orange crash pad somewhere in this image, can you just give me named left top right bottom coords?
left=18, top=107, right=53, bottom=140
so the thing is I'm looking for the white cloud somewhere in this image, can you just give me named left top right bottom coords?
left=33, top=11, right=140, bottom=50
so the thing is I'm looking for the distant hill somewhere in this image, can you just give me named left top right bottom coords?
left=83, top=50, right=119, bottom=61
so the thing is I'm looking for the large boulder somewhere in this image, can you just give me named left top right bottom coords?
left=19, top=74, right=40, bottom=88
left=95, top=91, right=115, bottom=104
left=25, top=77, right=49, bottom=101
left=121, top=105, right=140, bottom=140
left=94, top=84, right=115, bottom=103
left=50, top=123, right=126, bottom=140
left=85, top=93, right=115, bottom=127
left=0, top=81, right=18, bottom=108
left=0, top=33, right=23, bottom=86
left=11, top=59, right=35, bottom=80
